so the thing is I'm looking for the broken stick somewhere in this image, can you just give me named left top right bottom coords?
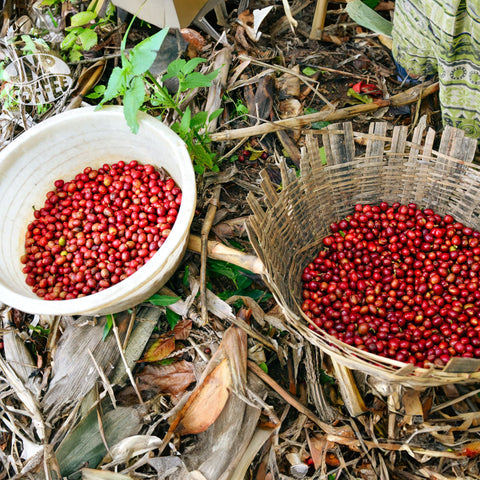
left=200, top=186, right=222, bottom=324
left=210, top=81, right=439, bottom=142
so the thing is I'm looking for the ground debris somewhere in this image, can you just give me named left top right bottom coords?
left=0, top=1, right=478, bottom=479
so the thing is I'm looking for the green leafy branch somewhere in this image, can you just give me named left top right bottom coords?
left=97, top=24, right=222, bottom=173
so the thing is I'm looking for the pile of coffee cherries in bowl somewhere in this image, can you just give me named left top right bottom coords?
left=21, top=160, right=181, bottom=301
left=301, top=202, right=480, bottom=368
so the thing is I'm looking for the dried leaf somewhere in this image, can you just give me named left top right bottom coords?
left=82, top=468, right=132, bottom=479
left=102, top=435, right=163, bottom=466
left=238, top=10, right=254, bottom=28
left=172, top=319, right=192, bottom=340
left=460, top=441, right=480, bottom=457
left=139, top=335, right=175, bottom=363
left=307, top=434, right=337, bottom=470
left=139, top=361, right=196, bottom=397
left=275, top=66, right=300, bottom=98
left=278, top=98, right=303, bottom=119
left=177, top=358, right=232, bottom=435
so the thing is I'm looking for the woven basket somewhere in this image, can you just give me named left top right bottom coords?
left=247, top=121, right=480, bottom=388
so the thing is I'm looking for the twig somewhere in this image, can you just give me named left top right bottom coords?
left=188, top=234, right=266, bottom=275
left=430, top=387, right=480, bottom=414
left=200, top=185, right=222, bottom=324
left=282, top=0, right=298, bottom=30
left=111, top=315, right=143, bottom=404
left=87, top=349, right=116, bottom=408
left=211, top=81, right=439, bottom=142
left=310, top=0, right=329, bottom=40
left=122, top=308, right=136, bottom=350
left=247, top=359, right=336, bottom=434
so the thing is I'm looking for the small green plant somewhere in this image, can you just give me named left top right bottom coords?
left=61, top=1, right=114, bottom=62
left=102, top=313, right=114, bottom=341
left=98, top=21, right=222, bottom=173
left=207, top=259, right=272, bottom=304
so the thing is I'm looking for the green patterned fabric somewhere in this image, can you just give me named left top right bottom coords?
left=392, top=0, right=480, bottom=139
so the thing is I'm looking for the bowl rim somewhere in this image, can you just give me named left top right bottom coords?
left=0, top=106, right=196, bottom=316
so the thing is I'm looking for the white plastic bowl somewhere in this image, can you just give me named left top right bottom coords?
left=0, top=106, right=196, bottom=316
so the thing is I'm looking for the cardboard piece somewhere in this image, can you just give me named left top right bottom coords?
left=112, top=0, right=219, bottom=29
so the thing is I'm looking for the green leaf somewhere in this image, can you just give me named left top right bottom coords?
left=151, top=86, right=174, bottom=108
left=102, top=314, right=114, bottom=341
left=305, top=108, right=330, bottom=130
left=61, top=30, right=80, bottom=50
left=166, top=309, right=180, bottom=329
left=148, top=294, right=180, bottom=306
left=179, top=106, right=191, bottom=137
left=129, top=28, right=169, bottom=76
left=29, top=323, right=50, bottom=336
left=100, top=66, right=125, bottom=103
left=209, top=108, right=223, bottom=122
left=78, top=28, right=98, bottom=51
left=302, top=66, right=317, bottom=76
left=85, top=84, right=105, bottom=99
left=163, top=58, right=186, bottom=80
left=190, top=142, right=215, bottom=171
left=208, top=259, right=237, bottom=280
left=236, top=274, right=252, bottom=290
left=190, top=111, right=208, bottom=130
left=180, top=71, right=217, bottom=92
left=347, top=87, right=373, bottom=104
left=123, top=75, right=145, bottom=134
left=345, top=0, right=392, bottom=36
left=259, top=362, right=268, bottom=373
left=362, top=0, right=380, bottom=8
left=183, top=265, right=190, bottom=287
left=181, top=57, right=207, bottom=75
left=69, top=46, right=84, bottom=62
left=69, top=10, right=97, bottom=27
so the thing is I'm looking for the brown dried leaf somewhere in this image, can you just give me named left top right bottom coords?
left=307, top=434, right=337, bottom=470
left=278, top=98, right=303, bottom=119
left=238, top=9, right=254, bottom=28
left=275, top=66, right=300, bottom=98
left=460, top=440, right=480, bottom=457
left=139, top=361, right=196, bottom=397
left=172, top=319, right=192, bottom=340
left=118, top=360, right=196, bottom=405
left=235, top=26, right=252, bottom=52
left=177, top=358, right=232, bottom=435
left=139, top=335, right=175, bottom=363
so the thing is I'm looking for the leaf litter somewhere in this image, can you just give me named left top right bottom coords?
left=0, top=1, right=479, bottom=479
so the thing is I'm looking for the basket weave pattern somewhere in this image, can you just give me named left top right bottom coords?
left=248, top=122, right=480, bottom=387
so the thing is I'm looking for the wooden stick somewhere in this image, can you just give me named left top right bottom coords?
left=188, top=234, right=266, bottom=275
left=247, top=359, right=336, bottom=434
left=211, top=82, right=439, bottom=142
left=282, top=0, right=298, bottom=29
left=310, top=0, right=329, bottom=40
left=200, top=186, right=222, bottom=324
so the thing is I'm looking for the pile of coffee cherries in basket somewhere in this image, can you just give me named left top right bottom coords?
left=301, top=202, right=480, bottom=368
left=21, top=161, right=181, bottom=300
